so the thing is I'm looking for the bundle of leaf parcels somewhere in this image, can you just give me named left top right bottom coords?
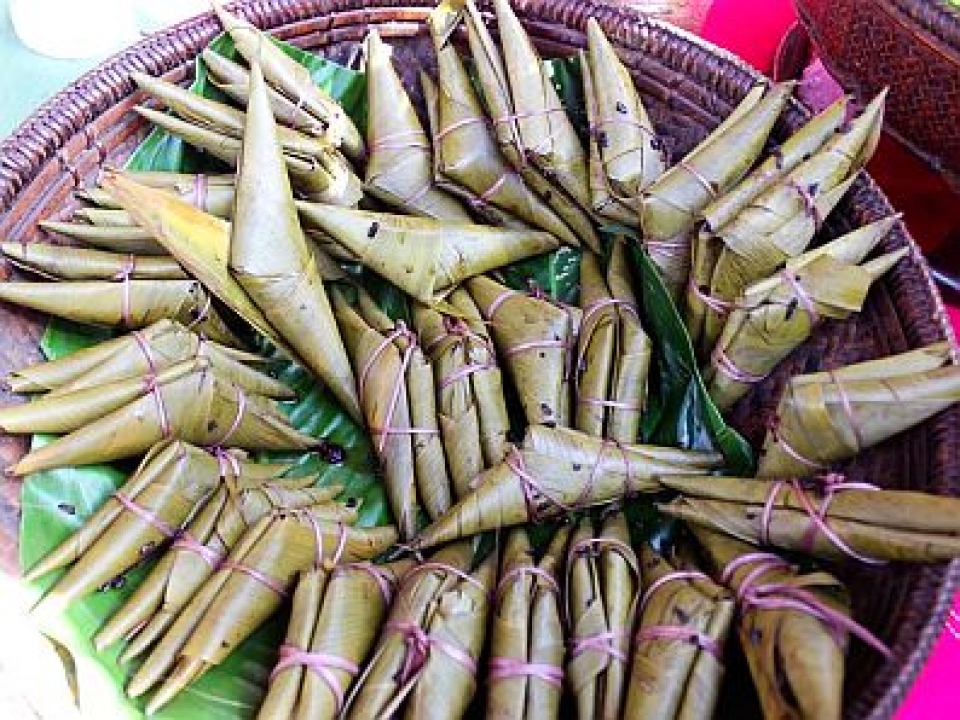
left=5, top=2, right=960, bottom=719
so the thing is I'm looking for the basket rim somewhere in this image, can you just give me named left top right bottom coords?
left=0, top=1, right=958, bottom=717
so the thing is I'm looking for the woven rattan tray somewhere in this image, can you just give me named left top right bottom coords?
left=0, top=2, right=958, bottom=717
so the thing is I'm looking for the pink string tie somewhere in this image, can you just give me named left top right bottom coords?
left=488, top=658, right=563, bottom=687
left=220, top=559, right=290, bottom=599
left=760, top=479, right=886, bottom=565
left=687, top=276, right=738, bottom=316
left=270, top=644, right=359, bottom=713
left=635, top=625, right=724, bottom=662
left=569, top=630, right=629, bottom=664
left=766, top=415, right=828, bottom=472
left=720, top=552, right=891, bottom=658
left=337, top=562, right=397, bottom=606
left=505, top=448, right=573, bottom=523
left=713, top=347, right=768, bottom=386
left=781, top=271, right=820, bottom=324
left=387, top=620, right=478, bottom=685
left=172, top=531, right=223, bottom=569
left=113, top=492, right=178, bottom=540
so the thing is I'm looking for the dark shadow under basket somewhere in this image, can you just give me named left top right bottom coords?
left=0, top=1, right=958, bottom=718
left=796, top=0, right=960, bottom=189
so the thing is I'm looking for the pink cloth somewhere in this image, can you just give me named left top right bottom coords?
left=696, top=0, right=960, bottom=715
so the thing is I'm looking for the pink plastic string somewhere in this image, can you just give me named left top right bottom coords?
left=358, top=322, right=437, bottom=454
left=212, top=447, right=241, bottom=480
left=404, top=562, right=487, bottom=597
left=760, top=479, right=886, bottom=565
left=270, top=644, right=359, bottom=712
left=678, top=160, right=718, bottom=199
left=192, top=174, right=208, bottom=213
left=634, top=625, right=724, bottom=661
left=299, top=511, right=348, bottom=571
left=113, top=492, right=178, bottom=539
left=569, top=630, right=629, bottom=664
left=505, top=448, right=572, bottom=522
left=483, top=289, right=520, bottom=320
left=687, top=276, right=738, bottom=316
left=435, top=116, right=487, bottom=142
left=172, top=531, right=223, bottom=569
left=337, top=562, right=397, bottom=606
left=142, top=372, right=172, bottom=440
left=645, top=237, right=689, bottom=261
left=220, top=558, right=290, bottom=599
left=488, top=658, right=563, bottom=687
left=119, top=272, right=133, bottom=327
left=495, top=565, right=560, bottom=601
left=780, top=271, right=820, bottom=324
left=712, top=347, right=768, bottom=385
left=131, top=330, right=158, bottom=379
left=577, top=395, right=643, bottom=411
left=215, top=384, right=247, bottom=447
left=828, top=370, right=866, bottom=452
left=766, top=415, right=828, bottom=472
left=369, top=129, right=431, bottom=153
left=719, top=551, right=891, bottom=658
left=387, top=620, right=478, bottom=685
left=112, top=255, right=137, bottom=281
left=468, top=171, right=511, bottom=209
left=639, top=570, right=714, bottom=613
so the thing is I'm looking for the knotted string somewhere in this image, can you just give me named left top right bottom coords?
left=759, top=479, right=885, bottom=565
left=569, top=630, right=630, bottom=664
left=172, top=531, right=223, bottom=569
left=435, top=116, right=487, bottom=142
left=429, top=316, right=499, bottom=390
left=270, top=645, right=358, bottom=713
left=720, top=552, right=891, bottom=658
left=387, top=620, right=478, bottom=691
left=357, top=322, right=436, bottom=455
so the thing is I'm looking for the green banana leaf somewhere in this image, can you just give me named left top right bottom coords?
left=626, top=236, right=754, bottom=474
left=126, top=32, right=366, bottom=173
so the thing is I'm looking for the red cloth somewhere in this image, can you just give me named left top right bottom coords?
left=697, top=0, right=960, bottom=716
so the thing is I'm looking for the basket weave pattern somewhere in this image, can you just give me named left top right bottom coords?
left=797, top=0, right=960, bottom=186
left=0, top=2, right=958, bottom=717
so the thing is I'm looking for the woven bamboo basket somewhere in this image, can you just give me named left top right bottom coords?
left=796, top=0, right=960, bottom=188
left=0, top=1, right=958, bottom=717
